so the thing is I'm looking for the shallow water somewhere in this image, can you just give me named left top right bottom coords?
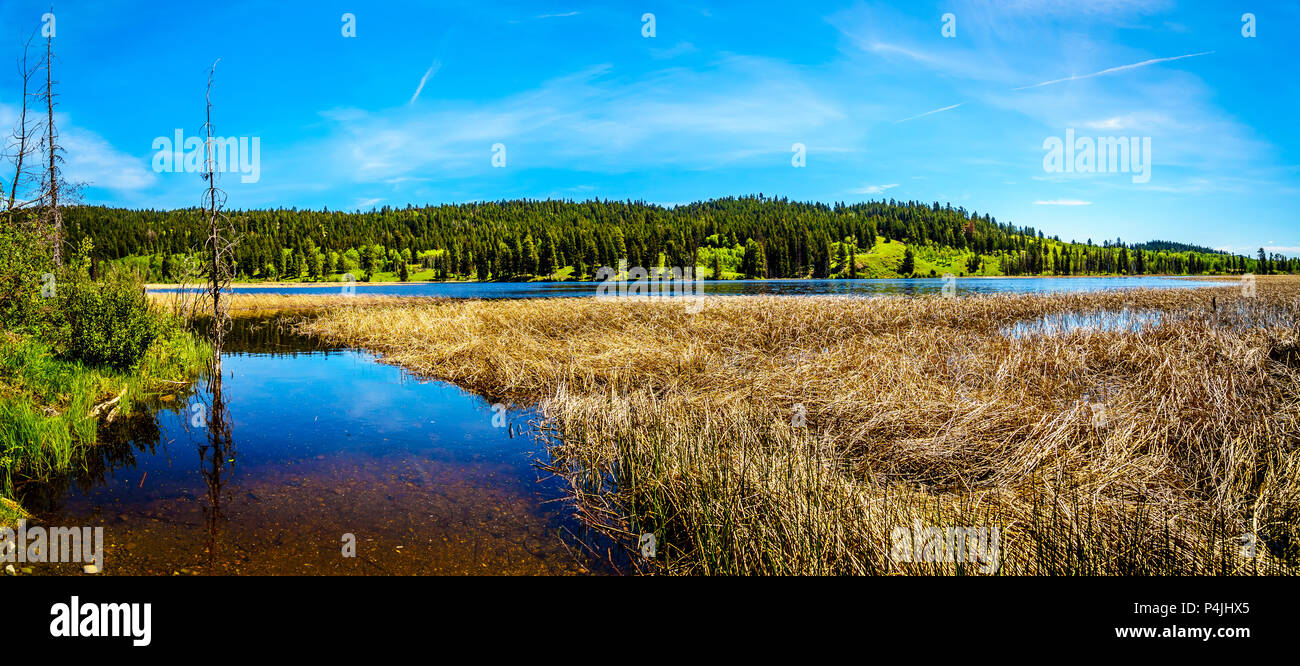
left=152, top=276, right=1231, bottom=298
left=21, top=321, right=615, bottom=575
left=1002, top=309, right=1168, bottom=338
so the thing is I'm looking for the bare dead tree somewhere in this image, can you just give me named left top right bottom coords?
left=38, top=19, right=65, bottom=263
left=201, top=59, right=237, bottom=362
left=3, top=33, right=43, bottom=226
left=196, top=59, right=238, bottom=566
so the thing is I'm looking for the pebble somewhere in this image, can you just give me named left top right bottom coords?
left=3, top=564, right=14, bottom=576
left=82, top=564, right=100, bottom=574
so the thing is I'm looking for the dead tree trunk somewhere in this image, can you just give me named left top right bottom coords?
left=41, top=27, right=62, bottom=263
left=198, top=59, right=237, bottom=563
left=201, top=59, right=236, bottom=364
left=4, top=34, right=41, bottom=225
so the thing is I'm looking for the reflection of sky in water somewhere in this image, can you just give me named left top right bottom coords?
left=1003, top=310, right=1167, bottom=339
left=24, top=333, right=608, bottom=575
left=152, top=276, right=1231, bottom=299
left=208, top=350, right=529, bottom=464
left=44, top=347, right=542, bottom=505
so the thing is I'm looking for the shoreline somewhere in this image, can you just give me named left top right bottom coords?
left=145, top=274, right=1230, bottom=290
left=291, top=277, right=1300, bottom=575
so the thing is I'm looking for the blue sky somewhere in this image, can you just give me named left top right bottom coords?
left=0, top=0, right=1296, bottom=254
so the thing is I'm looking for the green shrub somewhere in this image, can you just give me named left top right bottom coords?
left=0, top=221, right=53, bottom=329
left=47, top=243, right=163, bottom=370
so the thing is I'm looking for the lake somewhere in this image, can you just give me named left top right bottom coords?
left=22, top=319, right=617, bottom=575
left=23, top=275, right=1237, bottom=576
left=152, top=276, right=1233, bottom=298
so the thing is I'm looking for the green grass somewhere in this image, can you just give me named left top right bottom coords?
left=0, top=325, right=209, bottom=525
left=0, top=496, right=28, bottom=526
left=844, top=238, right=1005, bottom=278
left=851, top=238, right=907, bottom=277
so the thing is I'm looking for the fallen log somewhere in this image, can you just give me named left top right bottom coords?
left=90, top=388, right=127, bottom=419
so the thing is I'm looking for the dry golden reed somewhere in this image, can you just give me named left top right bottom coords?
left=292, top=276, right=1300, bottom=575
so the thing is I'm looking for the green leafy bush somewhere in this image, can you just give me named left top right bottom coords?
left=0, top=221, right=52, bottom=329
left=47, top=241, right=163, bottom=370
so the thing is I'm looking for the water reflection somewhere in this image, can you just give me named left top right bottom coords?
left=193, top=314, right=341, bottom=355
left=1003, top=299, right=1299, bottom=339
left=197, top=353, right=234, bottom=569
left=1003, top=309, right=1167, bottom=338
left=153, top=276, right=1232, bottom=299
left=21, top=317, right=616, bottom=575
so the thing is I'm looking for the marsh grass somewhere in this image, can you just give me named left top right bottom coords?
left=294, top=277, right=1300, bottom=574
left=0, top=326, right=210, bottom=521
left=149, top=290, right=420, bottom=318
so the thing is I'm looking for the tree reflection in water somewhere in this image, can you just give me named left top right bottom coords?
left=196, top=344, right=235, bottom=568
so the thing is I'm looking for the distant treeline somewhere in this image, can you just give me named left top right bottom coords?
left=64, top=196, right=1297, bottom=281
left=1132, top=239, right=1224, bottom=255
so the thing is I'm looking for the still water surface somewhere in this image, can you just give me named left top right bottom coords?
left=153, top=276, right=1230, bottom=298
left=27, top=321, right=612, bottom=575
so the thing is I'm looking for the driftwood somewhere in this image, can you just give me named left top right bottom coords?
left=89, top=388, right=126, bottom=421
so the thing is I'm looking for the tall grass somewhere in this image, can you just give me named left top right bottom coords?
left=295, top=277, right=1300, bottom=574
left=0, top=325, right=210, bottom=519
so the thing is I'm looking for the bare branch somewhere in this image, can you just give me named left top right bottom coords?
left=4, top=32, right=42, bottom=225
left=201, top=58, right=240, bottom=362
left=38, top=18, right=66, bottom=263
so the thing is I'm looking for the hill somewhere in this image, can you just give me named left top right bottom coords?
left=63, top=196, right=1297, bottom=282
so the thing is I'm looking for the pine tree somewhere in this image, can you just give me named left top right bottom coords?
left=742, top=240, right=767, bottom=279
left=309, top=251, right=323, bottom=280
left=539, top=233, right=557, bottom=277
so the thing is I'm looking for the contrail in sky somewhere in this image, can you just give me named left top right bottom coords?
left=409, top=61, right=442, bottom=104
left=1011, top=51, right=1214, bottom=90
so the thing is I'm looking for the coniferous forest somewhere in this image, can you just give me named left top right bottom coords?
left=64, top=197, right=1297, bottom=283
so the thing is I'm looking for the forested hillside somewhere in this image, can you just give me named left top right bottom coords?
left=64, top=196, right=1297, bottom=282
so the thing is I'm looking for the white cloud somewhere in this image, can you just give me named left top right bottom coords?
left=1082, top=113, right=1164, bottom=131
left=853, top=183, right=898, bottom=194
left=62, top=129, right=156, bottom=191
left=302, top=57, right=855, bottom=184
left=994, top=0, right=1174, bottom=17
left=0, top=104, right=154, bottom=194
